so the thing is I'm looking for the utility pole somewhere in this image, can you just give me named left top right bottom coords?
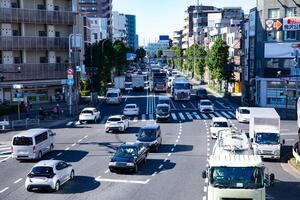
left=193, top=0, right=200, bottom=79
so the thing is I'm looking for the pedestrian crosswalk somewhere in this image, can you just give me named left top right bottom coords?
left=0, top=143, right=11, bottom=162
left=66, top=110, right=237, bottom=127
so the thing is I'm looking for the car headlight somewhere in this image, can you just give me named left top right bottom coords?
left=109, top=162, right=117, bottom=166
left=274, top=150, right=280, bottom=156
left=126, top=163, right=134, bottom=166
left=150, top=140, right=158, bottom=145
left=256, top=149, right=263, bottom=155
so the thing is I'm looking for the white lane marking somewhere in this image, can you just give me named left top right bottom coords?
left=208, top=113, right=215, bottom=118
left=167, top=153, right=171, bottom=157
left=56, top=152, right=63, bottom=156
left=14, top=178, right=23, bottom=184
left=149, top=114, right=154, bottom=120
left=0, top=156, right=11, bottom=162
left=285, top=138, right=295, bottom=141
left=186, top=112, right=193, bottom=120
left=66, top=121, right=73, bottom=126
left=65, top=147, right=70, bottom=151
left=205, top=178, right=208, bottom=183
left=0, top=187, right=9, bottom=193
left=133, top=117, right=138, bottom=122
left=104, top=169, right=109, bottom=174
left=125, top=97, right=128, bottom=102
left=200, top=113, right=209, bottom=119
left=176, top=139, right=179, bottom=143
left=71, top=143, right=76, bottom=147
left=204, top=186, right=207, bottom=192
left=0, top=146, right=11, bottom=151
left=178, top=135, right=181, bottom=139
left=171, top=148, right=174, bottom=152
left=164, top=158, right=168, bottom=162
left=178, top=112, right=186, bottom=120
left=84, top=135, right=88, bottom=139
left=221, top=111, right=231, bottom=119
left=207, top=143, right=210, bottom=146
left=146, top=89, right=149, bottom=114
left=193, top=112, right=201, bottom=119
left=214, top=112, right=222, bottom=117
left=78, top=139, right=83, bottom=143
left=96, top=178, right=150, bottom=184
left=182, top=104, right=186, bottom=108
left=158, top=164, right=163, bottom=169
left=142, top=114, right=146, bottom=121
left=202, top=196, right=207, bottom=200
left=174, top=144, right=177, bottom=147
left=179, top=132, right=182, bottom=135
left=101, top=116, right=108, bottom=124
left=227, top=111, right=236, bottom=118
left=152, top=171, right=157, bottom=176
left=171, top=113, right=178, bottom=121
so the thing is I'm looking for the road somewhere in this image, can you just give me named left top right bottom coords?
left=0, top=87, right=299, bottom=200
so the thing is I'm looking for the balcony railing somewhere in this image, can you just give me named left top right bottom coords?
left=0, top=7, right=75, bottom=25
left=0, top=63, right=68, bottom=81
left=0, top=36, right=69, bottom=50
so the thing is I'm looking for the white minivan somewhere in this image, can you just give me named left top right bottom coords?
left=106, top=88, right=122, bottom=104
left=11, top=128, right=55, bottom=160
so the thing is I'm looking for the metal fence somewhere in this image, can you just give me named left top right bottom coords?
left=11, top=118, right=40, bottom=129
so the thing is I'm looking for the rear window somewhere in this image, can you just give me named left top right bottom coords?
left=201, top=101, right=212, bottom=105
left=31, top=166, right=54, bottom=175
left=107, top=93, right=118, bottom=97
left=240, top=109, right=250, bottom=114
left=82, top=110, right=93, bottom=114
left=213, top=122, right=229, bottom=127
left=108, top=117, right=121, bottom=122
left=13, top=137, right=33, bottom=146
left=126, top=105, right=136, bottom=109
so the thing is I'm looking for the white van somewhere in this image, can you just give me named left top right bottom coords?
left=11, top=128, right=55, bottom=160
left=106, top=88, right=122, bottom=104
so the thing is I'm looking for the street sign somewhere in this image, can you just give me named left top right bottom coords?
left=67, top=79, right=74, bottom=86
left=67, top=68, right=74, bottom=75
left=283, top=17, right=300, bottom=31
left=265, top=19, right=283, bottom=31
left=76, top=66, right=81, bottom=72
left=67, top=74, right=74, bottom=79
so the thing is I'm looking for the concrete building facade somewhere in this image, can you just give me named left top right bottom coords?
left=112, top=11, right=126, bottom=42
left=125, top=14, right=138, bottom=51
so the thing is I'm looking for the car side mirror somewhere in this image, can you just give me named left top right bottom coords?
left=50, top=132, right=56, bottom=136
left=270, top=173, right=275, bottom=186
left=202, top=170, right=207, bottom=179
left=282, top=139, right=285, bottom=145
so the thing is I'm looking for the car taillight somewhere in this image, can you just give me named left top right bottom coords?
left=33, top=145, right=36, bottom=153
left=27, top=173, right=33, bottom=178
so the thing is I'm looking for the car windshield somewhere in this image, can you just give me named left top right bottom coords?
left=210, top=167, right=264, bottom=189
left=81, top=110, right=93, bottom=114
left=156, top=106, right=169, bottom=114
left=255, top=133, right=279, bottom=145
left=125, top=105, right=136, bottom=109
left=31, top=166, right=54, bottom=175
left=154, top=77, right=166, bottom=83
left=197, top=90, right=207, bottom=95
left=158, top=99, right=169, bottom=104
left=13, top=137, right=33, bottom=146
left=115, top=146, right=138, bottom=157
left=107, top=93, right=118, bottom=97
left=201, top=101, right=212, bottom=106
left=213, top=122, right=228, bottom=127
left=138, top=129, right=156, bottom=141
left=174, top=83, right=189, bottom=90
left=108, top=117, right=121, bottom=122
left=240, top=109, right=250, bottom=114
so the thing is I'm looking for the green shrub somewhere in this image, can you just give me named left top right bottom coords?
left=80, top=90, right=91, bottom=96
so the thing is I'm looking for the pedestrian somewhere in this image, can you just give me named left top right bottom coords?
left=25, top=106, right=30, bottom=119
left=56, top=104, right=60, bottom=119
left=38, top=107, right=45, bottom=120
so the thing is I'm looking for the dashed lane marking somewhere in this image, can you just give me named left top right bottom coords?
left=65, top=147, right=70, bottom=151
left=171, top=148, right=174, bottom=152
left=66, top=121, right=73, bottom=126
left=71, top=143, right=76, bottom=147
left=56, top=152, right=63, bottom=156
left=158, top=164, right=163, bottom=169
left=204, top=186, right=207, bottom=192
left=14, top=178, right=23, bottom=184
left=178, top=112, right=186, bottom=120
left=221, top=111, right=231, bottom=119
left=164, top=158, right=168, bottom=162
left=175, top=139, right=179, bottom=143
left=104, top=169, right=109, bottom=174
left=95, top=178, right=150, bottom=185
left=152, top=171, right=157, bottom=176
left=186, top=112, right=193, bottom=120
left=0, top=187, right=9, bottom=193
left=84, top=135, right=88, bottom=139
left=167, top=153, right=171, bottom=157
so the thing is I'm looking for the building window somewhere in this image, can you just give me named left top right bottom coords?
left=268, top=8, right=280, bottom=19
left=267, top=31, right=280, bottom=41
left=284, top=58, right=296, bottom=68
left=284, top=31, right=296, bottom=41
left=286, top=7, right=296, bottom=17
left=267, top=59, right=279, bottom=68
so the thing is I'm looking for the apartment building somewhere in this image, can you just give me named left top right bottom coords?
left=172, top=30, right=183, bottom=48
left=112, top=11, right=126, bottom=42
left=0, top=0, right=78, bottom=104
left=243, top=0, right=300, bottom=108
left=125, top=14, right=138, bottom=51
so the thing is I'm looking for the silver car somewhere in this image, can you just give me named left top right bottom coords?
left=25, top=160, right=74, bottom=192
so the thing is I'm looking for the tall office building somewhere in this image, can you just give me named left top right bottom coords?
left=112, top=11, right=126, bottom=42
left=125, top=14, right=138, bottom=51
left=0, top=0, right=77, bottom=104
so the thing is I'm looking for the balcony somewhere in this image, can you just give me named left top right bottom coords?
left=0, top=63, right=68, bottom=81
left=0, top=36, right=69, bottom=50
left=0, top=7, right=75, bottom=25
left=79, top=0, right=97, bottom=5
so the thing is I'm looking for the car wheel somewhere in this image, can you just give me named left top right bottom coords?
left=70, top=170, right=75, bottom=180
left=37, top=151, right=42, bottom=160
left=54, top=181, right=60, bottom=192
left=79, top=120, right=83, bottom=124
left=26, top=187, right=32, bottom=192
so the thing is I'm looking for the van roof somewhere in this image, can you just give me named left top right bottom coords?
left=158, top=96, right=170, bottom=100
left=33, top=160, right=61, bottom=168
left=212, top=117, right=228, bottom=122
left=107, top=88, right=120, bottom=92
left=250, top=108, right=279, bottom=119
left=209, top=155, right=263, bottom=167
left=14, top=128, right=49, bottom=137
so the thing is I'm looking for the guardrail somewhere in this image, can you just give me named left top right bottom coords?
left=11, top=118, right=40, bottom=129
left=293, top=142, right=300, bottom=164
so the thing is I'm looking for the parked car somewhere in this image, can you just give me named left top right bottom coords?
left=198, top=99, right=214, bottom=113
left=210, top=117, right=231, bottom=139
left=236, top=107, right=250, bottom=123
left=136, top=124, right=162, bottom=152
left=79, top=107, right=100, bottom=124
left=105, top=115, right=129, bottom=133
left=25, top=160, right=74, bottom=192
left=109, top=142, right=148, bottom=173
left=123, top=104, right=139, bottom=116
left=196, top=89, right=208, bottom=100
left=11, top=128, right=55, bottom=160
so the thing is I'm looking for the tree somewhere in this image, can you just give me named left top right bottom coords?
left=206, top=37, right=229, bottom=87
left=171, top=46, right=183, bottom=69
left=113, top=40, right=129, bottom=76
left=157, top=49, right=163, bottom=58
left=135, top=47, right=146, bottom=61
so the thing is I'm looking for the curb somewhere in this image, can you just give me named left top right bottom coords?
left=281, top=160, right=300, bottom=180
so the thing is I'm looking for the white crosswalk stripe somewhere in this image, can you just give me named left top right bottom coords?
left=142, top=114, right=146, bottom=121
left=171, top=113, right=178, bottom=121
left=178, top=112, right=186, bottom=120
left=185, top=112, right=193, bottom=120
left=133, top=117, right=138, bottom=122
left=193, top=112, right=201, bottom=119
left=149, top=114, right=154, bottom=120
left=0, top=144, right=11, bottom=162
left=208, top=113, right=215, bottom=118
left=214, top=112, right=222, bottom=117
left=221, top=111, right=231, bottom=119
left=200, top=113, right=209, bottom=119
left=227, top=111, right=236, bottom=118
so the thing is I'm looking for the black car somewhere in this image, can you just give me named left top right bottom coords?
left=109, top=143, right=148, bottom=173
left=196, top=89, right=208, bottom=100
left=136, top=124, right=162, bottom=152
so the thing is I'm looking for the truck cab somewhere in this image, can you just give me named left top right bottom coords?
left=202, top=155, right=275, bottom=200
left=172, top=77, right=191, bottom=101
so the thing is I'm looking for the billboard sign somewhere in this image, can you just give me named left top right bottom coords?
left=283, top=17, right=300, bottom=31
left=159, top=35, right=169, bottom=41
left=265, top=19, right=282, bottom=31
left=249, top=9, right=256, bottom=36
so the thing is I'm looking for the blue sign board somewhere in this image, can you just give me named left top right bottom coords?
left=76, top=66, right=81, bottom=72
left=126, top=53, right=136, bottom=61
left=67, top=79, right=74, bottom=86
left=159, top=35, right=169, bottom=41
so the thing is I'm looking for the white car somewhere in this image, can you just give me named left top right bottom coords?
left=236, top=107, right=250, bottom=123
left=210, top=117, right=231, bottom=139
left=198, top=99, right=214, bottom=113
left=25, top=160, right=74, bottom=192
left=79, top=107, right=100, bottom=124
left=123, top=104, right=139, bottom=116
left=105, top=115, right=129, bottom=133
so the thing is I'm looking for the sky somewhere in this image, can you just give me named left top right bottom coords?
left=112, top=0, right=257, bottom=47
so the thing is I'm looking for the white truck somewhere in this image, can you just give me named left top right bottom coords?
left=131, top=74, right=145, bottom=91
left=172, top=77, right=191, bottom=101
left=114, top=76, right=125, bottom=91
left=249, top=108, right=285, bottom=160
left=202, top=154, right=275, bottom=200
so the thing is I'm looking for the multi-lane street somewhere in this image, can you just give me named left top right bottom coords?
left=0, top=86, right=299, bottom=200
